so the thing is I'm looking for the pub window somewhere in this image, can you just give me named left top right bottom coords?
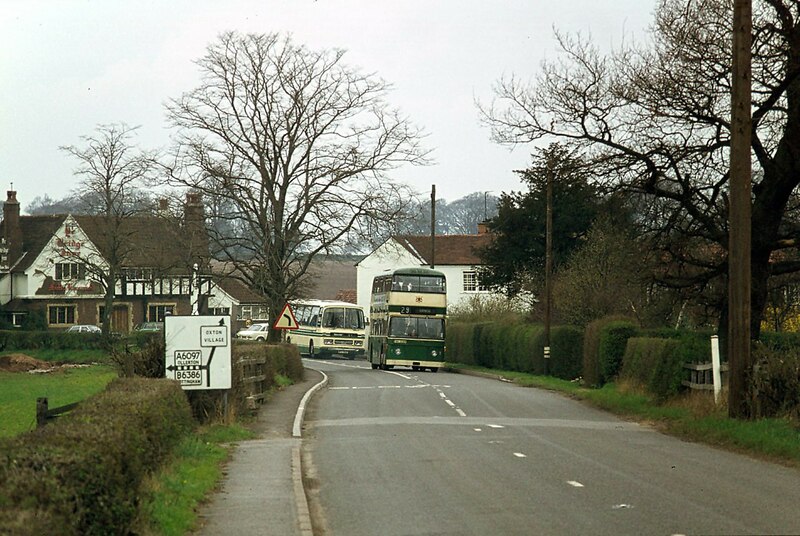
left=48, top=305, right=76, bottom=325
left=463, top=271, right=486, bottom=292
left=147, top=304, right=175, bottom=322
left=55, top=262, right=84, bottom=281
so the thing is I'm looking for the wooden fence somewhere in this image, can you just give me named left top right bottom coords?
left=682, top=362, right=728, bottom=391
left=36, top=397, right=79, bottom=427
left=238, top=355, right=269, bottom=410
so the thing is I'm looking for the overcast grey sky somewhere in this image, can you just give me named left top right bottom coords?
left=1, top=1, right=655, bottom=213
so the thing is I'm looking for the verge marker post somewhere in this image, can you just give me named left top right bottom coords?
left=711, top=335, right=722, bottom=405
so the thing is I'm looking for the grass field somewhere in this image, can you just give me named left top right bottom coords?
left=0, top=348, right=112, bottom=364
left=0, top=365, right=118, bottom=438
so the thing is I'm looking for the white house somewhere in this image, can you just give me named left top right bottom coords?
left=356, top=229, right=494, bottom=316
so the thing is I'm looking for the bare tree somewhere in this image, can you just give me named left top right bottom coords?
left=60, top=123, right=158, bottom=335
left=165, top=32, right=428, bottom=336
left=479, top=0, right=800, bottom=342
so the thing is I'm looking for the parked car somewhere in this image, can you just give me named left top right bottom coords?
left=66, top=324, right=102, bottom=334
left=134, top=322, right=164, bottom=332
left=235, top=323, right=270, bottom=341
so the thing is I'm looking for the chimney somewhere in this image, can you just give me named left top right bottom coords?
left=477, top=221, right=489, bottom=235
left=184, top=192, right=208, bottom=261
left=158, top=198, right=170, bottom=217
left=3, top=191, right=22, bottom=263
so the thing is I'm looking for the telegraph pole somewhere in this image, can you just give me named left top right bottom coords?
left=728, top=0, right=752, bottom=418
left=544, top=156, right=554, bottom=375
left=430, top=185, right=436, bottom=269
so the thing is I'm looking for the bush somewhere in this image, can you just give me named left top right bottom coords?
left=598, top=320, right=639, bottom=384
left=0, top=378, right=194, bottom=536
left=751, top=343, right=800, bottom=418
left=110, top=333, right=165, bottom=377
left=582, top=316, right=636, bottom=387
left=620, top=337, right=682, bottom=400
left=0, top=329, right=109, bottom=352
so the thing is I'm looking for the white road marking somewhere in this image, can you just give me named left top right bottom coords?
left=612, top=504, right=633, bottom=510
left=513, top=452, right=527, bottom=458
left=445, top=399, right=456, bottom=408
left=439, top=392, right=447, bottom=399
left=455, top=409, right=467, bottom=417
left=567, top=481, right=584, bottom=488
left=474, top=428, right=482, bottom=432
left=488, top=424, right=505, bottom=429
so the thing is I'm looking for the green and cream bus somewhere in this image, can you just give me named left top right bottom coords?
left=287, top=299, right=366, bottom=359
left=368, top=267, right=447, bottom=372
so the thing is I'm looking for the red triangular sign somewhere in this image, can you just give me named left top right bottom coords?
left=273, top=303, right=299, bottom=330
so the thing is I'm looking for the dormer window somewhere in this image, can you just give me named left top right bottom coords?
left=55, top=262, right=84, bottom=281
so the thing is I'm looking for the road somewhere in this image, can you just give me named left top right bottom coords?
left=302, top=358, right=800, bottom=536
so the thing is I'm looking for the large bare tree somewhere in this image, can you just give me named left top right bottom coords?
left=165, top=32, right=428, bottom=336
left=479, top=0, right=800, bottom=342
left=60, top=123, right=158, bottom=336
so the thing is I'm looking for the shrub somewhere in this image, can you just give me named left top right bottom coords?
left=751, top=343, right=800, bottom=418
left=598, top=320, right=639, bottom=383
left=582, top=316, right=636, bottom=387
left=0, top=378, right=193, bottom=536
left=548, top=326, right=584, bottom=381
left=621, top=337, right=682, bottom=400
left=110, top=334, right=165, bottom=378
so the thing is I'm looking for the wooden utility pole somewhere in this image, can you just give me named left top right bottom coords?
left=728, top=0, right=753, bottom=419
left=430, top=185, right=436, bottom=269
left=544, top=156, right=554, bottom=375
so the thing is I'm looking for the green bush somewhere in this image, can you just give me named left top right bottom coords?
left=620, top=337, right=682, bottom=400
left=0, top=378, right=193, bottom=536
left=0, top=329, right=109, bottom=351
left=598, top=320, right=639, bottom=383
left=582, top=316, right=636, bottom=387
left=751, top=343, right=800, bottom=418
left=760, top=331, right=800, bottom=352
left=548, top=326, right=584, bottom=380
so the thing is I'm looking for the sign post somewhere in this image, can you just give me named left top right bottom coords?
left=165, top=315, right=231, bottom=390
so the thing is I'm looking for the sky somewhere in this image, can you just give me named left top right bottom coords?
left=1, top=0, right=656, bottom=214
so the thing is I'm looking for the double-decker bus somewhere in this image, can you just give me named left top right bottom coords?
left=368, top=267, right=446, bottom=372
left=287, top=299, right=366, bottom=359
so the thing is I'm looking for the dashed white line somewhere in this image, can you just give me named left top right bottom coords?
left=513, top=452, right=527, bottom=458
left=567, top=481, right=584, bottom=488
left=488, top=424, right=505, bottom=429
left=455, top=408, right=467, bottom=417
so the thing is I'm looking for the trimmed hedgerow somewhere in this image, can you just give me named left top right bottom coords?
left=620, top=337, right=682, bottom=401
left=0, top=329, right=108, bottom=351
left=0, top=377, right=193, bottom=536
left=582, top=316, right=636, bottom=387
left=598, top=320, right=639, bottom=384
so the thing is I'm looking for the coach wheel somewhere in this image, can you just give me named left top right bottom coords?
left=308, top=340, right=315, bottom=357
left=371, top=363, right=379, bottom=370
left=412, top=366, right=420, bottom=372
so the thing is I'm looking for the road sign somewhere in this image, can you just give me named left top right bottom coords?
left=164, top=315, right=232, bottom=390
left=273, top=302, right=299, bottom=330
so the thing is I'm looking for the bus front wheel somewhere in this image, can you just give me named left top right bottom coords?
left=308, top=340, right=315, bottom=357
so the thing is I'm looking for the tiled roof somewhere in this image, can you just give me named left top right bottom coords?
left=214, top=277, right=267, bottom=304
left=2, top=213, right=207, bottom=273
left=393, top=234, right=492, bottom=266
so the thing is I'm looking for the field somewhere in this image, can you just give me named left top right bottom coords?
left=0, top=364, right=117, bottom=438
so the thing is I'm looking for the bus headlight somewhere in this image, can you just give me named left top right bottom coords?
left=431, top=350, right=438, bottom=358
left=394, top=348, right=402, bottom=356
left=323, top=339, right=333, bottom=345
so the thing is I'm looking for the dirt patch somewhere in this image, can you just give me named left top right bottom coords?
left=0, top=354, right=57, bottom=372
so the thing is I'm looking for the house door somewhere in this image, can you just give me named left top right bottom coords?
left=111, top=306, right=130, bottom=334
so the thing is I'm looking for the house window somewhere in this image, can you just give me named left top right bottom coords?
left=48, top=305, right=76, bottom=325
left=148, top=304, right=175, bottom=322
left=239, top=305, right=269, bottom=320
left=209, top=307, right=230, bottom=316
left=122, top=267, right=154, bottom=281
left=55, top=262, right=84, bottom=281
left=463, top=271, right=487, bottom=292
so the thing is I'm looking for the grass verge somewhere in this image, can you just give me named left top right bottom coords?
left=0, top=365, right=117, bottom=438
left=137, top=424, right=256, bottom=536
left=0, top=347, right=113, bottom=364
left=446, top=362, right=800, bottom=467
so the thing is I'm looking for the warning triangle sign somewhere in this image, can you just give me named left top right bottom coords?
left=273, top=303, right=299, bottom=330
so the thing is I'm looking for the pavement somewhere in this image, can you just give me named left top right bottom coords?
left=194, top=368, right=326, bottom=536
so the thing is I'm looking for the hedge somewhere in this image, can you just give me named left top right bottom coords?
left=446, top=321, right=582, bottom=380
left=0, top=329, right=109, bottom=351
left=598, top=320, right=639, bottom=384
left=0, top=378, right=194, bottom=536
left=620, top=337, right=683, bottom=400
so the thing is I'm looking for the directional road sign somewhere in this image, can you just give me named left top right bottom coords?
left=165, top=315, right=231, bottom=390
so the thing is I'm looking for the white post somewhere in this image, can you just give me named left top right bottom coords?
left=191, top=263, right=200, bottom=316
left=711, top=335, right=722, bottom=405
